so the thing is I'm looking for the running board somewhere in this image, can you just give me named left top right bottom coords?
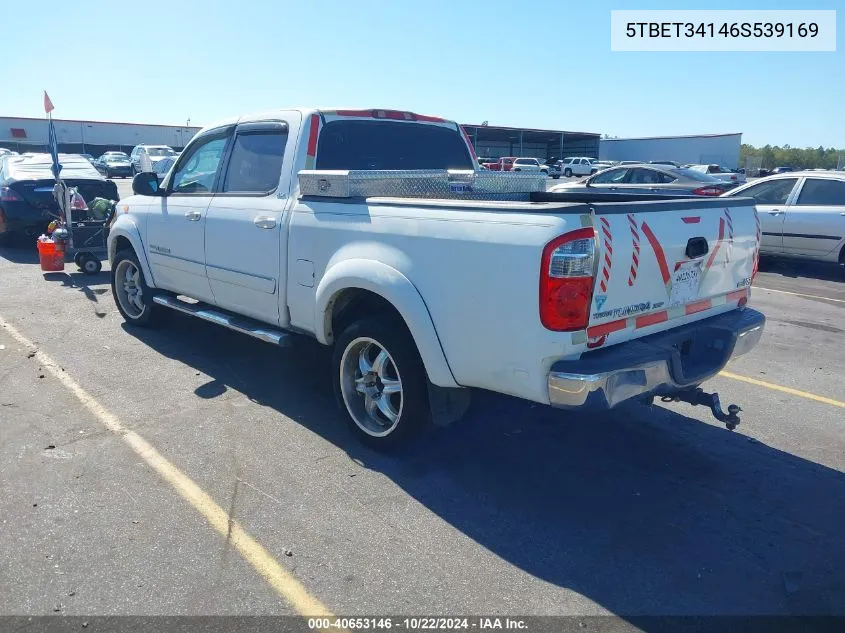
left=152, top=295, right=292, bottom=346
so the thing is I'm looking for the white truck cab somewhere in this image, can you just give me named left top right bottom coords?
left=109, top=107, right=765, bottom=451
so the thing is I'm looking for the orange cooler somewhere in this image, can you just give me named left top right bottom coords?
left=36, top=237, right=65, bottom=272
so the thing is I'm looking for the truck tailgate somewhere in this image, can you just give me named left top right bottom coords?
left=586, top=197, right=758, bottom=346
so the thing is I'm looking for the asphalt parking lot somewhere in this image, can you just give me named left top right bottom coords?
left=1, top=187, right=844, bottom=618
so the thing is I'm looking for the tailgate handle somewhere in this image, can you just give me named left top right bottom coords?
left=686, top=237, right=709, bottom=259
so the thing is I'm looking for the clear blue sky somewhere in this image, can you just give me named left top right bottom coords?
left=4, top=0, right=842, bottom=147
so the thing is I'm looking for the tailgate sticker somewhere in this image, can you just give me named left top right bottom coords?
left=640, top=221, right=672, bottom=292
left=584, top=287, right=749, bottom=343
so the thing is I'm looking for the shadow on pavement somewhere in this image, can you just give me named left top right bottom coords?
left=42, top=270, right=111, bottom=317
left=123, top=313, right=845, bottom=618
left=758, top=256, right=844, bottom=283
left=0, top=244, right=40, bottom=265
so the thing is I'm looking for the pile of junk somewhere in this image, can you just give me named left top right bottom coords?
left=36, top=182, right=117, bottom=275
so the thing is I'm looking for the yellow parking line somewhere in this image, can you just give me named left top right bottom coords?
left=754, top=286, right=845, bottom=304
left=0, top=316, right=333, bottom=617
left=720, top=370, right=845, bottom=409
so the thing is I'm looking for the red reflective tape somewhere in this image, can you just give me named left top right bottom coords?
left=306, top=114, right=319, bottom=157
left=417, top=114, right=446, bottom=122
left=640, top=222, right=670, bottom=285
left=605, top=242, right=613, bottom=256
left=602, top=268, right=610, bottom=281
left=587, top=318, right=627, bottom=339
left=635, top=310, right=668, bottom=329
left=632, top=252, right=639, bottom=266
left=600, top=217, right=610, bottom=228
left=599, top=280, right=607, bottom=292
left=727, top=288, right=747, bottom=303
left=685, top=299, right=712, bottom=315
left=682, top=216, right=700, bottom=224
left=604, top=253, right=612, bottom=268
left=602, top=227, right=612, bottom=241
left=704, top=218, right=726, bottom=272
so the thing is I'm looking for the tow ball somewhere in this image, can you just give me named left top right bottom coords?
left=661, top=388, right=742, bottom=430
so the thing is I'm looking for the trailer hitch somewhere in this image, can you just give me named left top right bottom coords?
left=661, top=388, right=742, bottom=430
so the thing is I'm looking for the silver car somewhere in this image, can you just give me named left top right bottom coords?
left=549, top=163, right=731, bottom=196
left=723, top=171, right=845, bottom=269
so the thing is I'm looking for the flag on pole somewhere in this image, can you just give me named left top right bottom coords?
left=43, top=92, right=61, bottom=180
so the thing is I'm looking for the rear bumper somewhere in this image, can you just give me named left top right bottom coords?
left=548, top=308, right=765, bottom=410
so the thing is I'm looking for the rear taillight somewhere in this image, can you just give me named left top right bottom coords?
left=0, top=186, right=23, bottom=202
left=539, top=227, right=596, bottom=331
left=691, top=186, right=724, bottom=196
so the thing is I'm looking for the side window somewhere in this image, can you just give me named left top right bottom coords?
left=657, top=171, right=677, bottom=183
left=169, top=135, right=229, bottom=194
left=592, top=168, right=629, bottom=184
left=796, top=179, right=845, bottom=206
left=222, top=130, right=288, bottom=194
left=629, top=168, right=662, bottom=184
left=735, top=178, right=798, bottom=205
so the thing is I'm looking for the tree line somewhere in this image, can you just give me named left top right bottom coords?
left=740, top=144, right=844, bottom=170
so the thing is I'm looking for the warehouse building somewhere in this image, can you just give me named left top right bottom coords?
left=599, top=133, right=742, bottom=169
left=0, top=116, right=201, bottom=156
left=463, top=123, right=600, bottom=163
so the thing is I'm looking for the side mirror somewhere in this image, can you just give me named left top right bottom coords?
left=132, top=171, right=161, bottom=196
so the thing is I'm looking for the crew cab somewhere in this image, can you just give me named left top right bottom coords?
left=482, top=157, right=514, bottom=172
left=109, top=107, right=765, bottom=451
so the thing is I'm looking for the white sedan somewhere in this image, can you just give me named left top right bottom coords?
left=723, top=171, right=845, bottom=270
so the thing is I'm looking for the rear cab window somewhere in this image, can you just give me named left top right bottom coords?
left=316, top=120, right=473, bottom=171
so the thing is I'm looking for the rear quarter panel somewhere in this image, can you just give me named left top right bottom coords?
left=288, top=199, right=588, bottom=403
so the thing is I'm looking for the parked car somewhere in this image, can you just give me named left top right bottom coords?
left=108, top=107, right=763, bottom=450
left=0, top=153, right=118, bottom=245
left=771, top=166, right=795, bottom=174
left=558, top=157, right=598, bottom=178
left=95, top=152, right=133, bottom=178
left=152, top=156, right=177, bottom=183
left=129, top=144, right=177, bottom=174
left=483, top=157, right=515, bottom=172
left=549, top=163, right=732, bottom=196
left=723, top=171, right=845, bottom=270
left=512, top=157, right=544, bottom=173
left=687, top=164, right=747, bottom=187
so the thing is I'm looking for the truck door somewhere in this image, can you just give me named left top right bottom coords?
left=204, top=115, right=299, bottom=326
left=146, top=127, right=232, bottom=303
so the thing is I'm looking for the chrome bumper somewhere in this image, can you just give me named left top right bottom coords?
left=548, top=308, right=765, bottom=410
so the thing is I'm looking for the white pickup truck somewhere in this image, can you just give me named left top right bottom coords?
left=108, top=107, right=765, bottom=450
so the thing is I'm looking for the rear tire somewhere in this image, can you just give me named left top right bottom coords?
left=332, top=316, right=430, bottom=451
left=564, top=168, right=572, bottom=178
left=111, top=249, right=165, bottom=326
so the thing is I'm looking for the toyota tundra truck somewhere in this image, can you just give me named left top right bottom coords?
left=108, top=107, right=765, bottom=450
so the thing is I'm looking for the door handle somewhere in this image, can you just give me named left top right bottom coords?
left=184, top=210, right=202, bottom=221
left=253, top=216, right=277, bottom=229
left=767, top=210, right=783, bottom=216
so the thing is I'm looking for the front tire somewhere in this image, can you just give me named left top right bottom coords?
left=333, top=316, right=430, bottom=451
left=111, top=249, right=165, bottom=326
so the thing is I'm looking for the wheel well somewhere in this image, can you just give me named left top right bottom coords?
left=113, top=235, right=133, bottom=257
left=328, top=288, right=408, bottom=344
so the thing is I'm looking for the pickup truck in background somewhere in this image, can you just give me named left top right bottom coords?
left=109, top=107, right=765, bottom=451
left=482, top=157, right=514, bottom=171
left=687, top=164, right=748, bottom=187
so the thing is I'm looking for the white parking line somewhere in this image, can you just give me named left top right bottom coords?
left=0, top=315, right=333, bottom=617
left=754, top=286, right=845, bottom=304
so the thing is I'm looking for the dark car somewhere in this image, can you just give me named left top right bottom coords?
left=0, top=153, right=118, bottom=245
left=771, top=166, right=794, bottom=174
left=95, top=151, right=133, bottom=178
left=549, top=163, right=732, bottom=196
